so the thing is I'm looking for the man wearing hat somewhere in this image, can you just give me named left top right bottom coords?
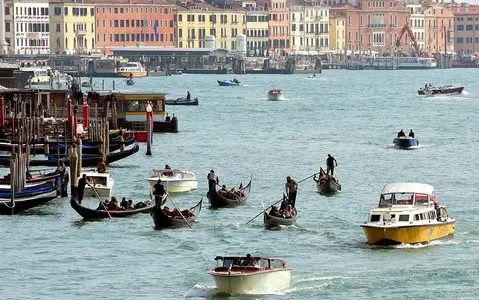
left=207, top=170, right=219, bottom=193
left=326, top=154, right=338, bottom=176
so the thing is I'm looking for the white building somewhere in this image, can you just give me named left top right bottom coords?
left=407, top=3, right=426, bottom=50
left=290, top=1, right=330, bottom=52
left=5, top=0, right=50, bottom=54
left=243, top=1, right=269, bottom=56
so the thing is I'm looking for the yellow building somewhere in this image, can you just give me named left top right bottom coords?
left=176, top=2, right=246, bottom=50
left=329, top=12, right=345, bottom=52
left=49, top=0, right=96, bottom=54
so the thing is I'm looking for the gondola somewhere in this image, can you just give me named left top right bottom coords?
left=151, top=198, right=202, bottom=228
left=165, top=97, right=199, bottom=106
left=70, top=195, right=154, bottom=220
left=0, top=180, right=60, bottom=214
left=0, top=167, right=65, bottom=184
left=0, top=143, right=140, bottom=167
left=264, top=206, right=298, bottom=228
left=207, top=180, right=252, bottom=208
left=314, top=171, right=341, bottom=195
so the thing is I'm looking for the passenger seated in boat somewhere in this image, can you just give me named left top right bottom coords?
left=397, top=129, right=406, bottom=138
left=233, top=78, right=239, bottom=84
left=96, top=199, right=109, bottom=210
left=280, top=196, right=289, bottom=210
left=96, top=157, right=107, bottom=173
left=269, top=206, right=280, bottom=217
left=128, top=199, right=134, bottom=209
left=409, top=129, right=415, bottom=138
left=107, top=197, right=120, bottom=210
left=242, top=254, right=255, bottom=266
left=162, top=206, right=171, bottom=215
left=120, top=197, right=130, bottom=210
left=134, top=201, right=147, bottom=209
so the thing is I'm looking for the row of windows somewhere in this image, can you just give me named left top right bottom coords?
left=7, top=7, right=49, bottom=16
left=55, top=23, right=93, bottom=34
left=54, top=7, right=94, bottom=17
left=178, top=14, right=245, bottom=24
left=97, top=7, right=173, bottom=15
left=456, top=37, right=479, bottom=44
left=456, top=17, right=479, bottom=21
left=12, top=23, right=49, bottom=33
left=456, top=25, right=479, bottom=31
left=178, top=29, right=246, bottom=38
left=291, top=37, right=329, bottom=47
left=101, top=33, right=174, bottom=43
left=291, top=23, right=329, bottom=34
left=15, top=38, right=49, bottom=47
left=246, top=16, right=269, bottom=23
left=246, top=30, right=269, bottom=37
left=97, top=19, right=174, bottom=29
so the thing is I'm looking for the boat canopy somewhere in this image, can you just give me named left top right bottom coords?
left=381, top=183, right=434, bottom=195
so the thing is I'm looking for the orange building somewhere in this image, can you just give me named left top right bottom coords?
left=424, top=3, right=454, bottom=54
left=332, top=0, right=410, bottom=54
left=94, top=0, right=177, bottom=54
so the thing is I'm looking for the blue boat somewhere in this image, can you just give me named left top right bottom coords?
left=393, top=137, right=419, bottom=149
left=217, top=80, right=240, bottom=86
left=0, top=180, right=60, bottom=214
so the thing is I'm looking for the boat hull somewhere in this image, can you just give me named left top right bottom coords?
left=151, top=199, right=202, bottom=228
left=117, top=71, right=147, bottom=78
left=264, top=211, right=296, bottom=228
left=70, top=197, right=153, bottom=220
left=210, top=269, right=291, bottom=295
left=361, top=221, right=456, bottom=245
left=147, top=179, right=198, bottom=193
left=165, top=98, right=199, bottom=106
left=217, top=80, right=240, bottom=86
left=393, top=138, right=418, bottom=149
left=0, top=186, right=59, bottom=215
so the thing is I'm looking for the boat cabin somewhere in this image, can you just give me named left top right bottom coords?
left=213, top=256, right=286, bottom=272
left=150, top=169, right=195, bottom=180
left=80, top=171, right=111, bottom=186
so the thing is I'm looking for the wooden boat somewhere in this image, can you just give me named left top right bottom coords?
left=0, top=143, right=140, bottom=167
left=264, top=206, right=297, bottom=228
left=0, top=180, right=60, bottom=214
left=314, top=172, right=341, bottom=194
left=209, top=256, right=292, bottom=295
left=151, top=198, right=202, bottom=228
left=70, top=196, right=153, bottom=220
left=207, top=180, right=252, bottom=208
left=165, top=97, right=199, bottom=106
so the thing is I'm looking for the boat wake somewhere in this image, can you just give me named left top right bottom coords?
left=366, top=239, right=459, bottom=249
left=462, top=90, right=469, bottom=95
left=386, top=144, right=424, bottom=150
left=184, top=282, right=289, bottom=297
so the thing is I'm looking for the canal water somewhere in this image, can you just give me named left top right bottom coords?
left=1, top=69, right=479, bottom=299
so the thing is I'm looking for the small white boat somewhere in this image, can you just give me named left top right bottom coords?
left=21, top=67, right=52, bottom=84
left=267, top=89, right=284, bottom=101
left=209, top=255, right=292, bottom=295
left=78, top=170, right=115, bottom=199
left=147, top=168, right=198, bottom=193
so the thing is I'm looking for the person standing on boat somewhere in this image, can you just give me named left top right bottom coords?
left=207, top=170, right=219, bottom=193
left=285, top=176, right=298, bottom=207
left=326, top=154, right=338, bottom=176
left=409, top=130, right=415, bottom=138
left=153, top=179, right=167, bottom=206
left=186, top=91, right=191, bottom=101
left=77, top=174, right=87, bottom=204
left=397, top=129, right=406, bottom=138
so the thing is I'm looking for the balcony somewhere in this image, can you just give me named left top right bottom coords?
left=75, top=29, right=86, bottom=36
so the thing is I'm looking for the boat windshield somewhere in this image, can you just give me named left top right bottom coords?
left=379, top=193, right=414, bottom=206
left=217, top=257, right=268, bottom=269
left=86, top=176, right=107, bottom=185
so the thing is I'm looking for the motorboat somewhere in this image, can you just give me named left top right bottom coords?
left=267, top=89, right=284, bottom=101
left=418, top=85, right=464, bottom=96
left=165, top=97, right=199, bottom=106
left=117, top=62, right=147, bottom=78
left=314, top=169, right=341, bottom=194
left=78, top=170, right=115, bottom=199
left=21, top=67, right=52, bottom=84
left=209, top=255, right=292, bottom=295
left=360, top=183, right=455, bottom=246
left=393, top=136, right=418, bottom=149
left=217, top=79, right=240, bottom=86
left=147, top=168, right=198, bottom=193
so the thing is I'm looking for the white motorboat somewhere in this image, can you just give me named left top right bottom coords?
left=267, top=89, right=285, bottom=101
left=117, top=62, right=147, bottom=78
left=21, top=67, right=52, bottom=84
left=78, top=170, right=115, bottom=199
left=147, top=168, right=198, bottom=193
left=209, top=255, right=291, bottom=295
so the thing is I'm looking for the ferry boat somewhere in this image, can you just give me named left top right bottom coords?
left=397, top=57, right=436, bottom=69
left=117, top=62, right=147, bottom=78
left=21, top=67, right=52, bottom=84
left=147, top=168, right=198, bottom=193
left=209, top=255, right=291, bottom=295
left=78, top=170, right=115, bottom=199
left=267, top=89, right=285, bottom=101
left=361, top=183, right=455, bottom=246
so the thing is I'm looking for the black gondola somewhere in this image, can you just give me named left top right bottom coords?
left=70, top=196, right=154, bottom=220
left=165, top=97, right=199, bottom=106
left=0, top=180, right=60, bottom=214
left=207, top=180, right=252, bottom=208
left=0, top=143, right=140, bottom=167
left=151, top=198, right=202, bottom=228
left=264, top=207, right=298, bottom=228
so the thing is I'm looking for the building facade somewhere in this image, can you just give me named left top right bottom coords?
left=452, top=3, right=479, bottom=55
left=245, top=5, right=269, bottom=56
left=5, top=0, right=50, bottom=54
left=268, top=0, right=290, bottom=50
left=94, top=1, right=177, bottom=54
left=176, top=2, right=246, bottom=50
left=407, top=3, right=426, bottom=50
left=329, top=11, right=345, bottom=51
left=49, top=0, right=96, bottom=54
left=290, top=1, right=330, bottom=52
left=424, top=4, right=454, bottom=53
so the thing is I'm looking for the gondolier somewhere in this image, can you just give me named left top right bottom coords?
left=207, top=170, right=219, bottom=193
left=153, top=179, right=167, bottom=206
left=326, top=154, right=338, bottom=176
left=77, top=174, right=87, bottom=204
left=285, top=176, right=298, bottom=207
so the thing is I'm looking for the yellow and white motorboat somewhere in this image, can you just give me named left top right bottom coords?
left=117, top=62, right=147, bottom=78
left=361, top=183, right=455, bottom=246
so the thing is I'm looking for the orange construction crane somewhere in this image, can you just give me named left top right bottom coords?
left=396, top=23, right=420, bottom=54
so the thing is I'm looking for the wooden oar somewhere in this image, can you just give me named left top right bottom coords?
left=166, top=193, right=192, bottom=229
left=87, top=181, right=112, bottom=219
left=245, top=172, right=319, bottom=225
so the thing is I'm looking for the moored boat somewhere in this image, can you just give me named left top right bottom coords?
left=0, top=180, right=60, bottom=214
left=147, top=168, right=198, bottom=193
left=418, top=85, right=464, bottom=96
left=217, top=79, right=240, bottom=86
left=360, top=183, right=456, bottom=246
left=78, top=170, right=115, bottom=199
left=209, top=255, right=292, bottom=295
left=70, top=196, right=153, bottom=220
left=151, top=198, right=202, bottom=228
left=207, top=180, right=252, bottom=208
left=267, top=89, right=285, bottom=101
left=165, top=97, right=199, bottom=106
left=313, top=169, right=341, bottom=194
left=117, top=62, right=147, bottom=78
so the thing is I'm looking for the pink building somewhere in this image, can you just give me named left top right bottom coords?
left=258, top=0, right=290, bottom=50
left=332, top=0, right=410, bottom=53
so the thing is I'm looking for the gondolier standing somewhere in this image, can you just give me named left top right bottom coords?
left=77, top=174, right=87, bottom=204
left=207, top=170, right=219, bottom=193
left=326, top=154, right=338, bottom=176
left=285, top=176, right=298, bottom=207
left=153, top=179, right=167, bottom=206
